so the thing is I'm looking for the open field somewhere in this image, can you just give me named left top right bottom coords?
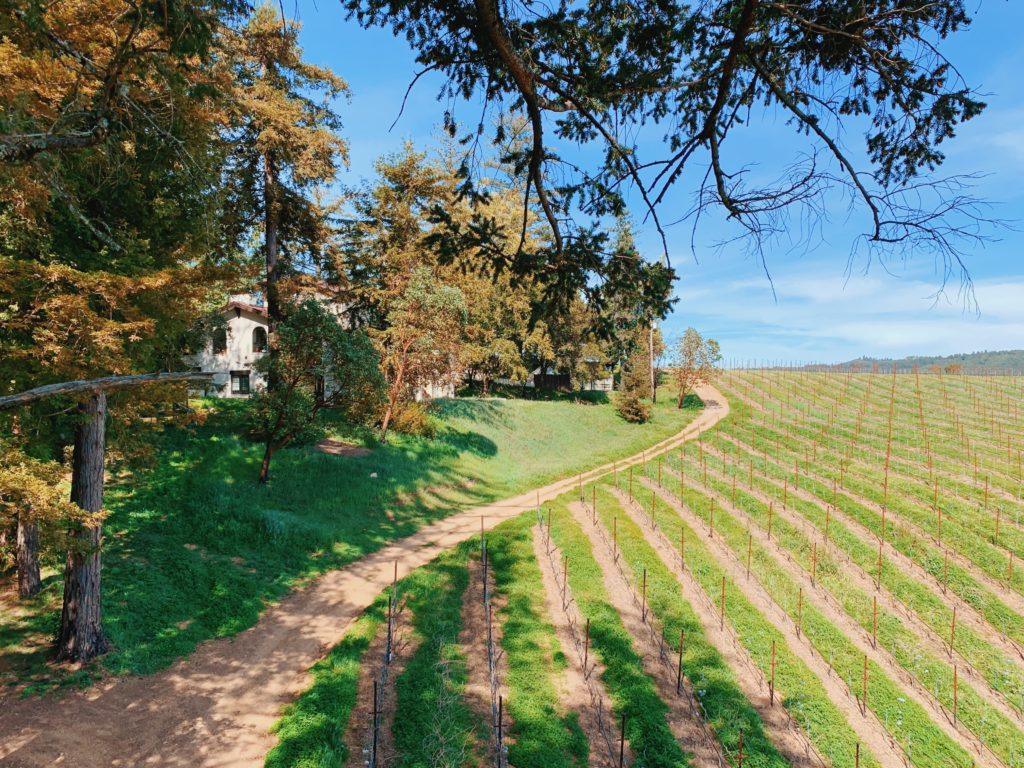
left=271, top=370, right=1024, bottom=768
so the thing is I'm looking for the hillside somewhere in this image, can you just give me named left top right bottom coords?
left=810, top=349, right=1024, bottom=373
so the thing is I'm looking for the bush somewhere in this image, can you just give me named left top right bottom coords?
left=390, top=401, right=439, bottom=438
left=614, top=390, right=651, bottom=423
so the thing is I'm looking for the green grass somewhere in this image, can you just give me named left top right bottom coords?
left=656, top=439, right=972, bottom=768
left=591, top=485, right=789, bottom=768
left=1, top=390, right=700, bottom=690
left=545, top=493, right=691, bottom=768
left=487, top=514, right=589, bottom=768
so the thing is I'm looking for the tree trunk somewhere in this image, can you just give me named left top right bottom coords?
left=263, top=149, right=282, bottom=392
left=258, top=441, right=275, bottom=484
left=16, top=514, right=41, bottom=599
left=56, top=392, right=110, bottom=662
left=649, top=324, right=657, bottom=404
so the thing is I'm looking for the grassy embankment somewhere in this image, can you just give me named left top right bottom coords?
left=1, top=389, right=700, bottom=693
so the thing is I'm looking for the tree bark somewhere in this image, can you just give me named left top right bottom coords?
left=56, top=392, right=110, bottom=662
left=16, top=514, right=41, bottom=599
left=263, top=148, right=282, bottom=392
left=649, top=324, right=657, bottom=403
left=258, top=443, right=275, bottom=484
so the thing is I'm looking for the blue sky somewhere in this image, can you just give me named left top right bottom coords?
left=290, top=0, right=1023, bottom=364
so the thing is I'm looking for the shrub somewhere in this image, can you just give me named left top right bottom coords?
left=390, top=401, right=438, bottom=438
left=614, top=390, right=651, bottom=423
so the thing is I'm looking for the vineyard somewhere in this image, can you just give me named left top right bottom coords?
left=271, top=371, right=1024, bottom=768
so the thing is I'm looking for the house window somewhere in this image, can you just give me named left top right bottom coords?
left=230, top=371, right=251, bottom=395
left=252, top=326, right=268, bottom=353
left=212, top=328, right=228, bottom=355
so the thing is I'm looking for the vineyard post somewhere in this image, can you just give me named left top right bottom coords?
left=592, top=486, right=597, bottom=522
left=770, top=639, right=776, bottom=705
left=732, top=474, right=736, bottom=503
left=749, top=460, right=753, bottom=488
left=584, top=618, right=590, bottom=677
left=641, top=568, right=648, bottom=623
left=579, top=472, right=583, bottom=502
left=783, top=479, right=788, bottom=508
left=709, top=498, right=715, bottom=537
left=825, top=507, right=830, bottom=545
left=498, top=694, right=504, bottom=758
left=676, top=629, right=685, bottom=694
left=768, top=502, right=773, bottom=540
left=613, top=517, right=618, bottom=562
left=720, top=576, right=726, bottom=631
left=613, top=461, right=617, bottom=485
left=855, top=743, right=860, bottom=768
left=546, top=507, right=552, bottom=549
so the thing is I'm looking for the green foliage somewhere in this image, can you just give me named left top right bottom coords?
left=248, top=298, right=384, bottom=478
left=389, top=401, right=439, bottom=438
left=614, top=389, right=651, bottom=424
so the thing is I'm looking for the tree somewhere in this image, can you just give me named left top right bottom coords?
left=223, top=3, right=349, bottom=372
left=249, top=299, right=385, bottom=483
left=377, top=267, right=466, bottom=442
left=672, top=328, right=722, bottom=408
left=0, top=444, right=76, bottom=599
left=342, top=0, right=991, bottom=313
left=1, top=0, right=240, bottom=662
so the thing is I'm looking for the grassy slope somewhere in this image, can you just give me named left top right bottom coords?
left=1, top=390, right=700, bottom=690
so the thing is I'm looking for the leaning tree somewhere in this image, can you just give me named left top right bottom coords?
left=342, top=0, right=991, bottom=319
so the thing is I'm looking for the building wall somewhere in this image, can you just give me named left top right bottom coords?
left=190, top=308, right=268, bottom=397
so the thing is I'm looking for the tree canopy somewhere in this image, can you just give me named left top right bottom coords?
left=341, top=0, right=989, bottom=309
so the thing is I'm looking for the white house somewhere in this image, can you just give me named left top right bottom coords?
left=190, top=294, right=270, bottom=397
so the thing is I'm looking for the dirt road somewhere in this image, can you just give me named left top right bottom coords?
left=0, top=386, right=727, bottom=767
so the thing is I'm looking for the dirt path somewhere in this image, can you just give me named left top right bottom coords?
left=566, top=502, right=728, bottom=768
left=0, top=385, right=727, bottom=768
left=640, top=478, right=1003, bottom=768
left=532, top=524, right=620, bottom=767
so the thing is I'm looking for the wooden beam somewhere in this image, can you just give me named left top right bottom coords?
left=0, top=371, right=214, bottom=411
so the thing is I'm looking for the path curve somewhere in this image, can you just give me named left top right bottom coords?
left=0, top=385, right=728, bottom=768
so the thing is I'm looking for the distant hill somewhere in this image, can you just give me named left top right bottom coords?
left=807, top=350, right=1024, bottom=374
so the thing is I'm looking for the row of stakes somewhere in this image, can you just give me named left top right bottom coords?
left=572, top=461, right=885, bottom=768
